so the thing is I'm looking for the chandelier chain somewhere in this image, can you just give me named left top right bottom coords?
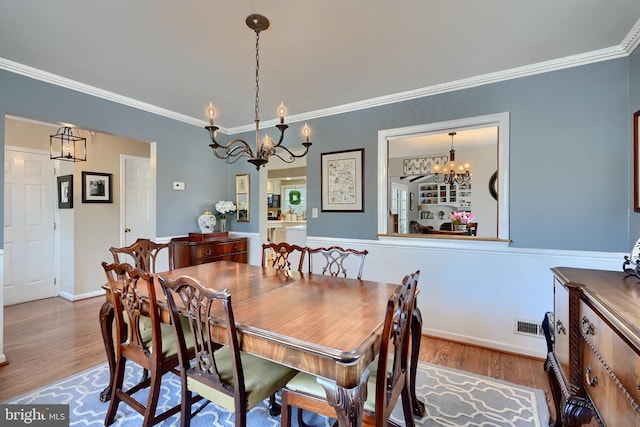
left=255, top=30, right=260, bottom=122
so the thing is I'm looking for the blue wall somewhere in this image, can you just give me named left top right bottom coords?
left=1, top=56, right=633, bottom=252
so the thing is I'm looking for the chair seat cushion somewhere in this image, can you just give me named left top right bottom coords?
left=137, top=315, right=194, bottom=357
left=285, top=355, right=390, bottom=413
left=187, top=346, right=297, bottom=411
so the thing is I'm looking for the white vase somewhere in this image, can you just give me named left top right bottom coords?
left=198, top=210, right=217, bottom=233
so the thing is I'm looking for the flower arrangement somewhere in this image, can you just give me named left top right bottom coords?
left=215, top=200, right=236, bottom=219
left=449, top=211, right=474, bottom=225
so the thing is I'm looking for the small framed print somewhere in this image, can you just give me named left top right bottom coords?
left=57, top=174, right=73, bottom=209
left=82, top=171, right=112, bottom=203
left=321, top=148, right=364, bottom=212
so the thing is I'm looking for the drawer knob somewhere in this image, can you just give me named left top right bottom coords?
left=585, top=366, right=598, bottom=387
left=581, top=316, right=595, bottom=335
left=556, top=320, right=566, bottom=335
left=203, top=250, right=212, bottom=256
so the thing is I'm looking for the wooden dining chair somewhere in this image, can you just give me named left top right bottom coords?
left=261, top=242, right=307, bottom=271
left=439, top=222, right=453, bottom=231
left=110, top=238, right=173, bottom=273
left=467, top=222, right=478, bottom=236
left=307, top=246, right=369, bottom=279
left=158, top=274, right=298, bottom=427
left=102, top=262, right=187, bottom=427
left=280, top=270, right=420, bottom=427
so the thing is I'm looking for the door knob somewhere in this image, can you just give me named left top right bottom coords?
left=124, top=228, right=131, bottom=233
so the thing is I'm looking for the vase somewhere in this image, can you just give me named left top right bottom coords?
left=219, top=217, right=227, bottom=232
left=454, top=223, right=466, bottom=231
left=197, top=210, right=217, bottom=233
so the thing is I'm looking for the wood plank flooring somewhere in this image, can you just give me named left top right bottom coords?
left=0, top=296, right=557, bottom=422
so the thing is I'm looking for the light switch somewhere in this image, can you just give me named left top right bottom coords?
left=173, top=181, right=185, bottom=190
left=312, top=208, right=318, bottom=218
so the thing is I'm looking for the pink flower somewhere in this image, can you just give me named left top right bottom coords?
left=448, top=211, right=474, bottom=224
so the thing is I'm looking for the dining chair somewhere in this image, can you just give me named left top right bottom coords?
left=439, top=222, right=453, bottom=231
left=158, top=274, right=298, bottom=427
left=110, top=238, right=173, bottom=273
left=102, top=262, right=188, bottom=427
left=261, top=242, right=307, bottom=271
left=307, top=246, right=369, bottom=279
left=467, top=222, right=478, bottom=236
left=280, top=270, right=420, bottom=427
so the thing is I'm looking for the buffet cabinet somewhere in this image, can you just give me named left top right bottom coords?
left=546, top=267, right=640, bottom=426
left=170, top=232, right=248, bottom=268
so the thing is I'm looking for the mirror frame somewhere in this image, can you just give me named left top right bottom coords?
left=634, top=109, right=640, bottom=212
left=377, top=112, right=510, bottom=240
left=235, top=173, right=250, bottom=222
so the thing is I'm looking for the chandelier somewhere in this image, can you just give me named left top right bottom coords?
left=205, top=14, right=312, bottom=171
left=50, top=126, right=87, bottom=162
left=430, top=132, right=472, bottom=185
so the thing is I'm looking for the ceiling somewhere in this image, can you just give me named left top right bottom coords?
left=1, top=1, right=640, bottom=133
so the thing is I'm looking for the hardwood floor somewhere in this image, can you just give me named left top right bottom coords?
left=0, top=296, right=556, bottom=422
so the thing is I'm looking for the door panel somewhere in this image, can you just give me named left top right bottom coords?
left=123, top=156, right=152, bottom=246
left=4, top=149, right=56, bottom=305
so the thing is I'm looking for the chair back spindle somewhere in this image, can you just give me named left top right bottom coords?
left=308, top=246, right=368, bottom=279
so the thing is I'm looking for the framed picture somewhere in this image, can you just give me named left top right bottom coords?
left=409, top=192, right=415, bottom=210
left=57, top=174, right=73, bottom=209
left=635, top=110, right=640, bottom=212
left=321, top=148, right=364, bottom=212
left=82, top=171, right=112, bottom=203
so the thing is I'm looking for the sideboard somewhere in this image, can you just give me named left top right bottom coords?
left=170, top=232, right=248, bottom=268
left=546, top=267, right=640, bottom=426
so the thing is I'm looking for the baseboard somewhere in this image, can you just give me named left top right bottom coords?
left=59, top=289, right=105, bottom=302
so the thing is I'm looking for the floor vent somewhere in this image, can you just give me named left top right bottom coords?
left=514, top=319, right=544, bottom=338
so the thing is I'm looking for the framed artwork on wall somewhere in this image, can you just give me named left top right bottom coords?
left=321, top=148, right=364, bottom=212
left=635, top=110, right=640, bottom=212
left=82, top=171, right=112, bottom=203
left=57, top=174, right=73, bottom=209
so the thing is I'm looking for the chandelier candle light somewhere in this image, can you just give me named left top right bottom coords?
left=205, top=14, right=312, bottom=170
left=430, top=132, right=472, bottom=186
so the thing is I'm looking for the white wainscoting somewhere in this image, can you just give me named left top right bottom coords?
left=233, top=232, right=625, bottom=359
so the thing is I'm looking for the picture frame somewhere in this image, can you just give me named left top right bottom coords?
left=635, top=110, right=640, bottom=212
left=235, top=173, right=250, bottom=222
left=321, top=148, right=364, bottom=212
left=82, top=171, right=112, bottom=203
left=409, top=192, right=415, bottom=210
left=57, top=174, right=73, bottom=209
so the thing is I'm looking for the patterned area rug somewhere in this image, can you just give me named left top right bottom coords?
left=4, top=361, right=549, bottom=426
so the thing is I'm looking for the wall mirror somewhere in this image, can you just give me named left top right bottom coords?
left=377, top=112, right=510, bottom=240
left=236, top=174, right=250, bottom=222
left=634, top=109, right=640, bottom=212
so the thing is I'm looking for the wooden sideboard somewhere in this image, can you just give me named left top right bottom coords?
left=170, top=232, right=248, bottom=268
left=546, top=267, right=640, bottom=426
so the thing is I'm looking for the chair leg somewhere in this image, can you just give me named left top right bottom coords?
left=280, top=390, right=292, bottom=427
left=269, top=392, right=281, bottom=416
left=141, top=366, right=163, bottom=427
left=400, top=385, right=415, bottom=427
left=297, top=408, right=311, bottom=427
left=104, top=358, right=127, bottom=426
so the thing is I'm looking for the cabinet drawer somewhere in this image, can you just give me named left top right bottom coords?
left=582, top=343, right=640, bottom=426
left=554, top=278, right=570, bottom=382
left=580, top=300, right=640, bottom=415
left=194, top=241, right=246, bottom=258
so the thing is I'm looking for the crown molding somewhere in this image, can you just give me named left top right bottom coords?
left=2, top=22, right=639, bottom=136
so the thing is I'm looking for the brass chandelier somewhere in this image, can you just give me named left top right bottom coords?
left=205, top=14, right=312, bottom=171
left=430, top=132, right=473, bottom=185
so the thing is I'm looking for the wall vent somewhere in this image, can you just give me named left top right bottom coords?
left=514, top=319, right=545, bottom=338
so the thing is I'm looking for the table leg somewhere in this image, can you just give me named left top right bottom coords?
left=99, top=301, right=115, bottom=402
left=318, top=370, right=369, bottom=427
left=411, top=307, right=426, bottom=417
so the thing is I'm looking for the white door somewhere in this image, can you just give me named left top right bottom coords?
left=4, top=148, right=56, bottom=305
left=121, top=155, right=153, bottom=246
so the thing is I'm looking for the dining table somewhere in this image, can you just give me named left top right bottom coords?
left=98, top=261, right=425, bottom=427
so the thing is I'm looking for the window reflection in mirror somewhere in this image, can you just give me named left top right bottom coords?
left=378, top=113, right=509, bottom=240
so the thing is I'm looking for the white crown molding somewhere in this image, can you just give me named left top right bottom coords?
left=2, top=22, right=639, bottom=136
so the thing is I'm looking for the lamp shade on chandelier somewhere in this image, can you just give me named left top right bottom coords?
left=205, top=14, right=312, bottom=170
left=430, top=132, right=472, bottom=185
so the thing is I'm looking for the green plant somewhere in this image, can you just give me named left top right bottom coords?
left=289, top=190, right=301, bottom=205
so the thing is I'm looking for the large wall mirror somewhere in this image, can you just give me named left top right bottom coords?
left=236, top=174, right=250, bottom=222
left=377, top=112, right=510, bottom=240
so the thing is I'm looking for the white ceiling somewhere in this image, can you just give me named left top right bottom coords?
left=1, top=1, right=640, bottom=133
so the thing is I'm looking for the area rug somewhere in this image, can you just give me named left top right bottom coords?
left=3, top=361, right=549, bottom=426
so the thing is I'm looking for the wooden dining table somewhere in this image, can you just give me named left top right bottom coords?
left=99, top=261, right=425, bottom=427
